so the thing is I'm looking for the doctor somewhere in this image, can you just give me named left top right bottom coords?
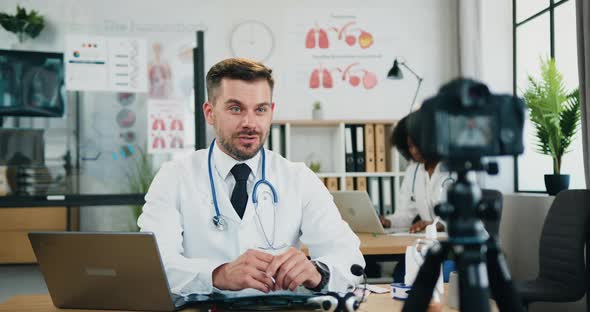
left=379, top=116, right=451, bottom=233
left=138, top=58, right=364, bottom=296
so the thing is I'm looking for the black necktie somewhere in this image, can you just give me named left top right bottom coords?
left=230, top=163, right=251, bottom=219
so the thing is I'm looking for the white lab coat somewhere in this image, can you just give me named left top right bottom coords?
left=385, top=162, right=451, bottom=230
left=137, top=144, right=364, bottom=295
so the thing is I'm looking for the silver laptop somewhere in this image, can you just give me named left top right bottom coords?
left=331, top=191, right=387, bottom=234
left=29, top=232, right=179, bottom=311
left=28, top=232, right=317, bottom=311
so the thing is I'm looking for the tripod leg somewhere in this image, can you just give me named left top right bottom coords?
left=486, top=238, right=526, bottom=312
left=456, top=243, right=492, bottom=312
left=402, top=242, right=447, bottom=312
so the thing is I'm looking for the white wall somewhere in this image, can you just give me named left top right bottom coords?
left=479, top=1, right=516, bottom=194
left=0, top=0, right=463, bottom=229
left=0, top=0, right=459, bottom=121
left=3, top=0, right=543, bottom=229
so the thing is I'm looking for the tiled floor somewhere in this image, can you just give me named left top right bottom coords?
left=0, top=264, right=48, bottom=304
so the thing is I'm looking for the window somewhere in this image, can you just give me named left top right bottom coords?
left=514, top=0, right=585, bottom=191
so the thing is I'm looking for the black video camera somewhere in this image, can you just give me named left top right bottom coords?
left=406, top=78, right=525, bottom=160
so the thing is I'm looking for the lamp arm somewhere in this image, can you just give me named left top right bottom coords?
left=409, top=77, right=423, bottom=113
left=400, top=62, right=423, bottom=81
left=399, top=62, right=424, bottom=112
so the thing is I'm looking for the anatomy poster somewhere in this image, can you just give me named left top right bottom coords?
left=304, top=20, right=378, bottom=91
left=283, top=10, right=401, bottom=119
left=65, top=35, right=148, bottom=93
left=147, top=38, right=195, bottom=100
left=147, top=99, right=187, bottom=154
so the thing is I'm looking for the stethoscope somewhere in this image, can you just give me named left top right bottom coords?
left=409, top=163, right=454, bottom=203
left=208, top=139, right=286, bottom=250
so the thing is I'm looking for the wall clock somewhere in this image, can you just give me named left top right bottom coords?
left=229, top=20, right=275, bottom=62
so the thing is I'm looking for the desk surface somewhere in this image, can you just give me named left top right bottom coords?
left=0, top=285, right=499, bottom=312
left=302, top=233, right=419, bottom=256
left=0, top=285, right=473, bottom=312
left=356, top=233, right=419, bottom=255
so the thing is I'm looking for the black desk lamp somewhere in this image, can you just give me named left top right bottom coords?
left=387, top=59, right=423, bottom=113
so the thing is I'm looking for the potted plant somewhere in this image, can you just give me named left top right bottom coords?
left=0, top=5, right=45, bottom=44
left=312, top=100, right=323, bottom=120
left=523, top=58, right=581, bottom=195
left=126, top=147, right=156, bottom=231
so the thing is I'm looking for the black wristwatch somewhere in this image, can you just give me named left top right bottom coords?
left=308, top=260, right=330, bottom=292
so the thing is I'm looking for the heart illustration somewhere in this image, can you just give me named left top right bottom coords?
left=345, top=35, right=356, bottom=46
left=349, top=75, right=361, bottom=87
left=359, top=31, right=374, bottom=49
left=362, top=71, right=378, bottom=89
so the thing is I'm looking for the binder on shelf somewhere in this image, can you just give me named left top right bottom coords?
left=325, top=177, right=339, bottom=192
left=364, top=124, right=376, bottom=172
left=355, top=177, right=367, bottom=191
left=374, top=124, right=387, bottom=172
left=367, top=177, right=381, bottom=216
left=267, top=125, right=273, bottom=150
left=354, top=125, right=365, bottom=172
left=344, top=125, right=355, bottom=172
left=270, top=125, right=284, bottom=157
left=345, top=177, right=354, bottom=191
left=264, top=133, right=270, bottom=150
left=381, top=177, right=393, bottom=215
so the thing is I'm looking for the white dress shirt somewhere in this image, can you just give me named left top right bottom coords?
left=385, top=162, right=452, bottom=230
left=137, top=143, right=364, bottom=295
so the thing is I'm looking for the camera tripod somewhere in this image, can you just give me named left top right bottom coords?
left=402, top=160, right=525, bottom=312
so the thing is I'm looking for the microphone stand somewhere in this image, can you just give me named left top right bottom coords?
left=351, top=264, right=367, bottom=305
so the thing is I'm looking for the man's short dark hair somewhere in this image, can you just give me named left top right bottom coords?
left=391, top=116, right=412, bottom=161
left=206, top=58, right=274, bottom=103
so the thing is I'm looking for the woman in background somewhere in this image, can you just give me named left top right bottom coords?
left=380, top=116, right=451, bottom=233
left=379, top=116, right=453, bottom=283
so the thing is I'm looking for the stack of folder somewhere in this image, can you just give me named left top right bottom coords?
left=322, top=176, right=395, bottom=217
left=344, top=123, right=389, bottom=173
left=265, top=125, right=286, bottom=157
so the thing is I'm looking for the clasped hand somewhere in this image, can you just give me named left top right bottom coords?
left=212, top=247, right=322, bottom=293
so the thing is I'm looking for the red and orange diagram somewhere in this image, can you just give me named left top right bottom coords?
left=305, top=21, right=374, bottom=49
left=309, top=63, right=378, bottom=90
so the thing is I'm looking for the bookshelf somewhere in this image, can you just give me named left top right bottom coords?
left=269, top=120, right=406, bottom=217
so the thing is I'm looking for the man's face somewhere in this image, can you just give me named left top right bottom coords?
left=204, top=78, right=275, bottom=161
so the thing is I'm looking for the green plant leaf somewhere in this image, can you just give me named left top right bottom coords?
left=125, top=146, right=157, bottom=230
left=559, top=89, right=581, bottom=153
left=0, top=5, right=44, bottom=40
left=16, top=6, right=26, bottom=19
left=523, top=57, right=579, bottom=174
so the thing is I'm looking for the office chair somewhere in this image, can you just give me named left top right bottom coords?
left=515, top=190, right=590, bottom=311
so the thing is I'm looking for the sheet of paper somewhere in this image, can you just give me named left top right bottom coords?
left=66, top=34, right=148, bottom=93
left=388, top=232, right=448, bottom=238
left=358, top=284, right=390, bottom=294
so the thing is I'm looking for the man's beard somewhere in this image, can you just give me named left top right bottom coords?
left=217, top=128, right=268, bottom=161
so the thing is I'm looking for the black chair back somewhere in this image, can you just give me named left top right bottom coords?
left=538, top=190, right=590, bottom=298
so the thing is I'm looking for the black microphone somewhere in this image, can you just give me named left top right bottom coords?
left=350, top=264, right=367, bottom=309
left=350, top=264, right=364, bottom=277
